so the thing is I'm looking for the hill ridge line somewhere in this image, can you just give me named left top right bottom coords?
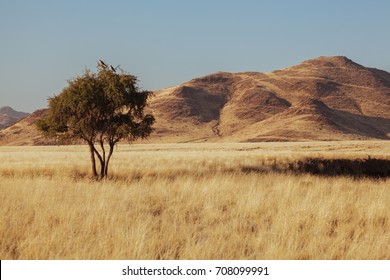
left=2, top=56, right=390, bottom=145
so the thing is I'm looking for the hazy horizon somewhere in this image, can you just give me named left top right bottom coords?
left=2, top=0, right=390, bottom=113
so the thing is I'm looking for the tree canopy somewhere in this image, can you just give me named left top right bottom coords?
left=37, top=62, right=155, bottom=178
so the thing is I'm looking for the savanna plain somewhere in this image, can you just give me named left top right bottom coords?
left=1, top=141, right=390, bottom=259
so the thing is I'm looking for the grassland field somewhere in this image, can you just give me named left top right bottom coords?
left=1, top=141, right=390, bottom=259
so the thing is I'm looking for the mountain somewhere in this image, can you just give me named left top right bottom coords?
left=0, top=106, right=29, bottom=130
left=150, top=56, right=390, bottom=142
left=0, top=109, right=56, bottom=145
left=1, top=56, right=390, bottom=145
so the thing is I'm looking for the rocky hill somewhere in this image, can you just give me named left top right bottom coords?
left=150, top=56, right=390, bottom=142
left=1, top=56, right=390, bottom=145
left=0, top=109, right=56, bottom=145
left=0, top=106, right=29, bottom=129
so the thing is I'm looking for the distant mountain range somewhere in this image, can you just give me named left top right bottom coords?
left=1, top=56, right=390, bottom=145
left=0, top=106, right=29, bottom=130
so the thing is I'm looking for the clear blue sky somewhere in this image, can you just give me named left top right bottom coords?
left=1, top=0, right=390, bottom=112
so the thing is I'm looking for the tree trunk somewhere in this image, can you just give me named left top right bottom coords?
left=92, top=145, right=105, bottom=179
left=88, top=143, right=98, bottom=177
left=99, top=140, right=106, bottom=178
left=104, top=143, right=115, bottom=177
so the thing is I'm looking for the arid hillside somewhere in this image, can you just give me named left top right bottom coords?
left=1, top=56, right=390, bottom=145
left=0, top=106, right=29, bottom=130
left=150, top=56, right=390, bottom=142
left=0, top=109, right=56, bottom=145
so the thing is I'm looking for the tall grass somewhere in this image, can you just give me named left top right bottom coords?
left=1, top=142, right=390, bottom=259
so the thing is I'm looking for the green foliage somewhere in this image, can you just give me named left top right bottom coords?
left=37, top=62, right=155, bottom=178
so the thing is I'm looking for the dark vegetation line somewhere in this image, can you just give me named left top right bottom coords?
left=242, top=158, right=390, bottom=179
left=2, top=158, right=390, bottom=181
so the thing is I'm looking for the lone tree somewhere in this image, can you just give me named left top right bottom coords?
left=37, top=61, right=155, bottom=179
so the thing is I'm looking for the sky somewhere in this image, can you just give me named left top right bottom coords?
left=1, top=0, right=390, bottom=112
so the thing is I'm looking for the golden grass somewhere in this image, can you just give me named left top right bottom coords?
left=1, top=141, right=390, bottom=259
